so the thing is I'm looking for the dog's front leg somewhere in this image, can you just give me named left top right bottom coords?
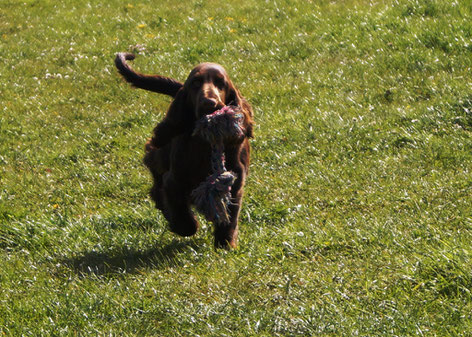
left=213, top=166, right=245, bottom=249
left=162, top=172, right=199, bottom=237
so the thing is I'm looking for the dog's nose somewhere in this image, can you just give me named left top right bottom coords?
left=199, top=97, right=224, bottom=115
left=200, top=97, right=218, bottom=109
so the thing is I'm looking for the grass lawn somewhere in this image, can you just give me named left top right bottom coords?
left=1, top=0, right=472, bottom=335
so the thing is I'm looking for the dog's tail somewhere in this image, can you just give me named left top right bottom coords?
left=115, top=53, right=183, bottom=98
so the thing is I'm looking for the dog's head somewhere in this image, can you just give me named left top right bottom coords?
left=184, top=63, right=239, bottom=118
left=166, top=63, right=254, bottom=137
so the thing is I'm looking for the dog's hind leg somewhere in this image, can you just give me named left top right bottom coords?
left=143, top=142, right=171, bottom=214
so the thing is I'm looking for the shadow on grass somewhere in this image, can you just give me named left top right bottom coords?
left=61, top=238, right=204, bottom=276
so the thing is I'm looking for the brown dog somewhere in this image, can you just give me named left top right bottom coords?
left=115, top=53, right=253, bottom=248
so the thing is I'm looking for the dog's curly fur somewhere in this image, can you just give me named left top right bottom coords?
left=115, top=53, right=254, bottom=248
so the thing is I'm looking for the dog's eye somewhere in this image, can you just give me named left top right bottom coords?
left=192, top=79, right=202, bottom=88
left=214, top=78, right=225, bottom=89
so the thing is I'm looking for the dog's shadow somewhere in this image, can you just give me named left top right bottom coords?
left=61, top=238, right=204, bottom=276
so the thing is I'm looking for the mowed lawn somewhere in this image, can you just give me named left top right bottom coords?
left=1, top=0, right=472, bottom=335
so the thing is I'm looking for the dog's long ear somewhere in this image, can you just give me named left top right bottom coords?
left=226, top=83, right=254, bottom=138
left=226, top=80, right=242, bottom=107
left=165, top=87, right=193, bottom=126
left=150, top=87, right=194, bottom=147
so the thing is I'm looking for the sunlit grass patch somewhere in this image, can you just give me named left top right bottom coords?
left=1, top=0, right=472, bottom=335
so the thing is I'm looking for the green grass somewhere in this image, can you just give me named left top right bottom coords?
left=1, top=0, right=472, bottom=335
